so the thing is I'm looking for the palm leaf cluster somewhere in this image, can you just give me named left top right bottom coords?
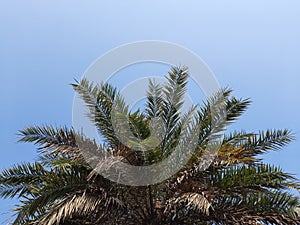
left=1, top=67, right=299, bottom=224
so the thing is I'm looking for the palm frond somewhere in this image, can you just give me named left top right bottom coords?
left=18, top=125, right=79, bottom=158
left=145, top=79, right=163, bottom=119
left=216, top=129, right=295, bottom=165
left=198, top=88, right=251, bottom=147
left=245, top=129, right=295, bottom=154
left=208, top=164, right=300, bottom=192
left=72, top=78, right=122, bottom=147
left=213, top=190, right=300, bottom=224
left=0, top=162, right=49, bottom=199
left=159, top=66, right=189, bottom=152
left=38, top=191, right=125, bottom=225
left=165, top=192, right=212, bottom=216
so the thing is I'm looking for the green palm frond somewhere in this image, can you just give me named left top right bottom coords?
left=145, top=79, right=163, bottom=119
left=18, top=125, right=79, bottom=158
left=72, top=78, right=122, bottom=147
left=207, top=164, right=300, bottom=192
left=245, top=129, right=295, bottom=154
left=1, top=159, right=91, bottom=224
left=197, top=88, right=251, bottom=147
left=213, top=190, right=299, bottom=222
left=12, top=176, right=89, bottom=224
left=216, top=129, right=295, bottom=165
left=0, top=162, right=49, bottom=199
left=159, top=67, right=189, bottom=152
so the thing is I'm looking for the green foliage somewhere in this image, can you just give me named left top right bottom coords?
left=1, top=66, right=299, bottom=224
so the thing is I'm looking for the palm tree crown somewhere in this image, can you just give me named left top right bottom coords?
left=1, top=67, right=299, bottom=224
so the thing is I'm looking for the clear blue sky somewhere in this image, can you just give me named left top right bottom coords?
left=1, top=1, right=300, bottom=222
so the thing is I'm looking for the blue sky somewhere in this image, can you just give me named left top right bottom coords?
left=1, top=0, right=300, bottom=222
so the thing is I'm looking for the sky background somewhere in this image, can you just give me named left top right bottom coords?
left=0, top=0, right=300, bottom=223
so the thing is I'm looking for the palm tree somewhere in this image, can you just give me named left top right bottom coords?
left=1, top=67, right=299, bottom=224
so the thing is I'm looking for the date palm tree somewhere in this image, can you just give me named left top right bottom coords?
left=1, top=67, right=299, bottom=224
